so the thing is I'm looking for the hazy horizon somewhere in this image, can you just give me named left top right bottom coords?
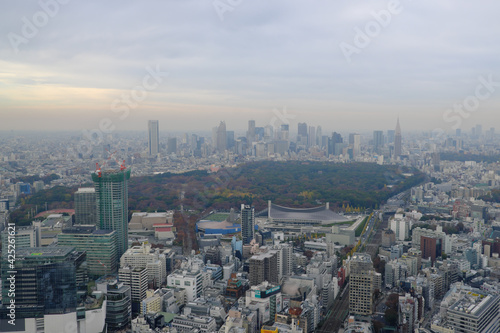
left=1, top=1, right=499, bottom=134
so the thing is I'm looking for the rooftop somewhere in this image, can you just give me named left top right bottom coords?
left=76, top=187, right=95, bottom=193
left=351, top=253, right=372, bottom=263
left=17, top=246, right=75, bottom=258
left=449, top=293, right=497, bottom=317
left=266, top=203, right=348, bottom=223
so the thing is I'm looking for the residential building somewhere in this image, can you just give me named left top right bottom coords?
left=241, top=204, right=255, bottom=245
left=249, top=249, right=279, bottom=285
left=349, top=253, right=379, bottom=316
left=119, top=266, right=148, bottom=313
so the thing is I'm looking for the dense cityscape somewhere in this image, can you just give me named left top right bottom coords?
left=1, top=118, right=500, bottom=333
left=2, top=1, right=500, bottom=333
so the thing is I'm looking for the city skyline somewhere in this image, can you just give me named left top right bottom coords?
left=1, top=2, right=500, bottom=132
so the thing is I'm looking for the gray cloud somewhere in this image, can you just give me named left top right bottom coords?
left=1, top=0, right=499, bottom=133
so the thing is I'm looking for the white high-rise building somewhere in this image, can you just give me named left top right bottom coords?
left=148, top=120, right=159, bottom=155
left=120, top=242, right=167, bottom=288
left=390, top=214, right=410, bottom=241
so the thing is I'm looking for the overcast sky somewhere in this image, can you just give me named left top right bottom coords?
left=1, top=0, right=499, bottom=135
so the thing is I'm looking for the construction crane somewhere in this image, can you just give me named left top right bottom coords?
left=95, top=149, right=126, bottom=176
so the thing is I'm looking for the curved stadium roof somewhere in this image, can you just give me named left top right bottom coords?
left=266, top=203, right=348, bottom=224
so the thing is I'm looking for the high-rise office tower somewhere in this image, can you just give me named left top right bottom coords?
left=74, top=187, right=97, bottom=225
left=308, top=126, right=316, bottom=147
left=373, top=130, right=384, bottom=153
left=297, top=123, right=308, bottom=136
left=148, top=120, right=159, bottom=155
left=328, top=132, right=343, bottom=156
left=226, top=130, right=235, bottom=149
left=280, top=124, right=289, bottom=141
left=349, top=253, right=379, bottom=316
left=58, top=225, right=117, bottom=277
left=387, top=129, right=395, bottom=144
left=297, top=123, right=308, bottom=146
left=216, top=121, right=227, bottom=153
left=241, top=204, right=255, bottom=245
left=394, top=118, right=402, bottom=158
left=1, top=247, right=87, bottom=317
left=92, top=166, right=131, bottom=260
left=349, top=133, right=361, bottom=157
left=247, top=120, right=256, bottom=145
left=167, top=137, right=177, bottom=154
left=316, top=126, right=322, bottom=148
left=99, top=280, right=132, bottom=331
left=475, top=124, right=483, bottom=138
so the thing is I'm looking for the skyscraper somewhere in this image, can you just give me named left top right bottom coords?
left=308, top=126, right=316, bottom=147
left=373, top=130, right=384, bottom=153
left=297, top=122, right=308, bottom=146
left=216, top=121, right=227, bottom=153
left=1, top=247, right=86, bottom=317
left=226, top=130, right=235, bottom=149
left=241, top=204, right=255, bottom=245
left=395, top=118, right=402, bottom=158
left=387, top=129, right=395, bottom=144
left=297, top=123, right=308, bottom=136
left=280, top=124, right=289, bottom=141
left=74, top=187, right=96, bottom=225
left=167, top=137, right=177, bottom=154
left=247, top=120, right=256, bottom=145
left=316, top=126, right=322, bottom=148
left=349, top=133, right=361, bottom=157
left=92, top=166, right=131, bottom=260
left=148, top=120, right=159, bottom=155
left=349, top=253, right=379, bottom=316
left=328, top=132, right=343, bottom=156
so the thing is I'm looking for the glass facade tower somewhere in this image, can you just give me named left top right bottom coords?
left=92, top=167, right=131, bottom=261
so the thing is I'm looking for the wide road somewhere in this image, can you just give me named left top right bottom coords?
left=317, top=284, right=350, bottom=333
